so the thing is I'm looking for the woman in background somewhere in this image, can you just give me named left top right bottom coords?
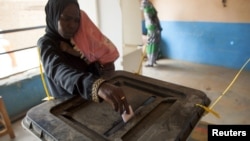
left=141, top=0, right=162, bottom=67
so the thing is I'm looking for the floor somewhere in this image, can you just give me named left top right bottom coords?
left=1, top=59, right=250, bottom=141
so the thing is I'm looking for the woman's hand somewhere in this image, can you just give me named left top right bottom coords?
left=97, top=82, right=130, bottom=115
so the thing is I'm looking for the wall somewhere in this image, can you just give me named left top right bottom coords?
left=84, top=0, right=142, bottom=72
left=98, top=0, right=142, bottom=72
left=150, top=0, right=250, bottom=70
left=0, top=71, right=45, bottom=121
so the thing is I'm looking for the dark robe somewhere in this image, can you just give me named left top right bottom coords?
left=37, top=0, right=100, bottom=99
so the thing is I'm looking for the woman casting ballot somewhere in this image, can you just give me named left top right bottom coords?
left=38, top=0, right=130, bottom=115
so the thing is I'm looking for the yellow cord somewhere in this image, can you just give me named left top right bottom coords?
left=196, top=103, right=220, bottom=118
left=196, top=58, right=250, bottom=118
left=37, top=48, right=54, bottom=101
left=135, top=45, right=146, bottom=75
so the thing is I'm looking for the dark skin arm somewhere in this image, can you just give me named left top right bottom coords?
left=98, top=83, right=130, bottom=114
left=59, top=41, right=129, bottom=114
left=40, top=39, right=130, bottom=115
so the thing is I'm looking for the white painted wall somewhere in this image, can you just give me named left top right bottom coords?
left=97, top=0, right=124, bottom=70
left=120, top=0, right=142, bottom=45
left=78, top=0, right=98, bottom=25
left=79, top=0, right=142, bottom=72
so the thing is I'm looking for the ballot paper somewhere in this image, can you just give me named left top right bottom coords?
left=122, top=105, right=134, bottom=122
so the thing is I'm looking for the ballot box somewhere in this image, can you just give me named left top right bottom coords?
left=22, top=70, right=210, bottom=141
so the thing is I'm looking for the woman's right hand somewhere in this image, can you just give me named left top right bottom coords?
left=97, top=82, right=130, bottom=115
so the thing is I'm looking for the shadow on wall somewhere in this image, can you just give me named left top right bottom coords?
left=159, top=38, right=169, bottom=59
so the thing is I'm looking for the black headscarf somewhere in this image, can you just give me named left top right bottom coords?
left=45, top=0, right=80, bottom=41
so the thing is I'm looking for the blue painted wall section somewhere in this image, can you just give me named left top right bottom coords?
left=158, top=21, right=250, bottom=70
left=0, top=75, right=45, bottom=121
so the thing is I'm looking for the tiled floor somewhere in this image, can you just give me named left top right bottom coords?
left=1, top=59, right=250, bottom=141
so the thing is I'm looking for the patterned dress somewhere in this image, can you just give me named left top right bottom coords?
left=141, top=0, right=162, bottom=67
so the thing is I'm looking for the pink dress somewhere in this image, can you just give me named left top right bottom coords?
left=72, top=10, right=119, bottom=65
